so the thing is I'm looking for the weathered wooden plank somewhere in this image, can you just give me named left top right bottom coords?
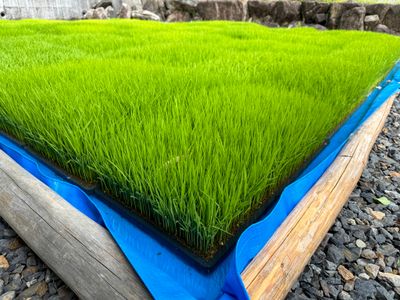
left=242, top=95, right=396, bottom=300
left=0, top=150, right=151, bottom=299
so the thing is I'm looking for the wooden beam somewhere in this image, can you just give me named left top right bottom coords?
left=0, top=150, right=151, bottom=299
left=241, top=95, right=396, bottom=300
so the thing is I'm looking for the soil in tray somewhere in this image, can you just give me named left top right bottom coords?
left=1, top=21, right=400, bottom=269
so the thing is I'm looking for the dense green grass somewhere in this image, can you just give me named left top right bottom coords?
left=0, top=20, right=399, bottom=256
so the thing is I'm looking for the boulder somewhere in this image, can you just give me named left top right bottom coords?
left=93, top=0, right=113, bottom=9
left=339, top=6, right=366, bottom=30
left=382, top=5, right=400, bottom=33
left=272, top=0, right=301, bottom=25
left=197, top=0, right=244, bottom=21
left=92, top=7, right=107, bottom=19
left=123, top=0, right=143, bottom=10
left=327, top=2, right=359, bottom=29
left=366, top=3, right=391, bottom=20
left=315, top=13, right=326, bottom=24
left=83, top=8, right=95, bottom=18
left=252, top=15, right=279, bottom=27
left=166, top=10, right=191, bottom=21
left=247, top=0, right=275, bottom=19
left=142, top=0, right=167, bottom=18
left=105, top=6, right=115, bottom=18
left=248, top=0, right=301, bottom=25
left=117, top=2, right=132, bottom=18
left=169, top=0, right=197, bottom=13
left=305, top=23, right=327, bottom=30
left=364, top=14, right=379, bottom=31
left=375, top=23, right=392, bottom=34
left=301, top=1, right=330, bottom=25
left=131, top=9, right=161, bottom=20
left=167, top=0, right=198, bottom=20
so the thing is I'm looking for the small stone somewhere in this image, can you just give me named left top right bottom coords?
left=362, top=249, right=377, bottom=259
left=378, top=244, right=398, bottom=256
left=353, top=279, right=377, bottom=298
left=325, top=260, right=337, bottom=271
left=17, top=281, right=48, bottom=298
left=344, top=279, right=355, bottom=291
left=7, top=239, right=23, bottom=251
left=11, top=265, right=24, bottom=274
left=378, top=272, right=400, bottom=288
left=370, top=210, right=385, bottom=220
left=26, top=256, right=36, bottom=267
left=338, top=290, right=352, bottom=300
left=327, top=245, right=345, bottom=264
left=329, top=285, right=340, bottom=298
left=320, top=279, right=330, bottom=296
left=385, top=190, right=400, bottom=201
left=355, top=239, right=367, bottom=248
left=338, top=265, right=355, bottom=281
left=359, top=272, right=370, bottom=280
left=365, top=263, right=380, bottom=279
left=356, top=258, right=369, bottom=267
left=0, top=291, right=16, bottom=300
left=344, top=247, right=361, bottom=262
left=57, top=285, right=75, bottom=300
left=386, top=256, right=396, bottom=267
left=383, top=266, right=392, bottom=273
left=22, top=266, right=39, bottom=278
left=388, top=203, right=399, bottom=212
left=0, top=229, right=16, bottom=239
left=348, top=219, right=356, bottom=226
left=0, top=256, right=9, bottom=270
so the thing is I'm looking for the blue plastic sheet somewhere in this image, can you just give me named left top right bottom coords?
left=1, top=62, right=399, bottom=300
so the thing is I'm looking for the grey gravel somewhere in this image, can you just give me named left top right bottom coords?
left=0, top=217, right=77, bottom=300
left=287, top=97, right=400, bottom=299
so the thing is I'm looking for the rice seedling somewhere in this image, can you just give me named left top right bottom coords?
left=0, top=20, right=399, bottom=258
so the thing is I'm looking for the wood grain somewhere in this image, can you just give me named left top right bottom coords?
left=0, top=150, right=151, bottom=299
left=242, top=95, right=396, bottom=300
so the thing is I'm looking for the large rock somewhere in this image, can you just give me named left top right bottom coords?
left=117, top=2, right=132, bottom=18
left=364, top=14, right=379, bottom=31
left=167, top=0, right=197, bottom=20
left=131, top=9, right=161, bottom=20
left=167, top=10, right=192, bottom=21
left=382, top=5, right=400, bottom=33
left=302, top=1, right=330, bottom=25
left=248, top=0, right=301, bottom=25
left=247, top=0, right=275, bottom=19
left=93, top=0, right=113, bottom=8
left=124, top=0, right=143, bottom=10
left=95, top=7, right=109, bottom=18
left=272, top=0, right=301, bottom=25
left=327, top=2, right=359, bottom=29
left=365, top=3, right=391, bottom=20
left=374, top=23, right=392, bottom=34
left=142, top=0, right=166, bottom=18
left=169, top=0, right=197, bottom=14
left=197, top=0, right=244, bottom=21
left=339, top=6, right=366, bottom=30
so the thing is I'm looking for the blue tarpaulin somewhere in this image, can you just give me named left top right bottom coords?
left=1, top=62, right=399, bottom=300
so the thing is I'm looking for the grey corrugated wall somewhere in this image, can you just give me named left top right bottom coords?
left=0, top=0, right=121, bottom=19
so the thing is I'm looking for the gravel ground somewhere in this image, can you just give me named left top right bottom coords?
left=0, top=218, right=77, bottom=300
left=0, top=99, right=399, bottom=300
left=287, top=97, right=400, bottom=300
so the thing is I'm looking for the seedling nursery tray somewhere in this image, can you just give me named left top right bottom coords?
left=0, top=67, right=379, bottom=269
left=1, top=126, right=337, bottom=269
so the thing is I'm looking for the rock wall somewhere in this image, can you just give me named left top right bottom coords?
left=1, top=0, right=400, bottom=35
